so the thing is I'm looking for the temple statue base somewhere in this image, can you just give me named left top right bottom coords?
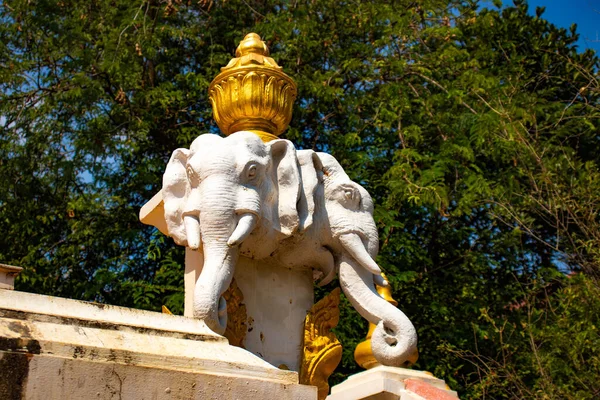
left=234, top=256, right=314, bottom=371
left=183, top=249, right=315, bottom=372
left=327, top=366, right=459, bottom=400
left=0, top=290, right=316, bottom=400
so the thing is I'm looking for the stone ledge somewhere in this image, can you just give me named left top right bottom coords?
left=0, top=290, right=222, bottom=341
left=0, top=290, right=317, bottom=399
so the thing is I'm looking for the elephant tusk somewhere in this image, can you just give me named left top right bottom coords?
left=339, top=232, right=383, bottom=277
left=374, top=274, right=389, bottom=287
left=184, top=214, right=201, bottom=250
left=316, top=264, right=336, bottom=287
left=227, top=213, right=257, bottom=247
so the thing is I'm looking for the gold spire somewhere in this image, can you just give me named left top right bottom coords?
left=208, top=33, right=298, bottom=142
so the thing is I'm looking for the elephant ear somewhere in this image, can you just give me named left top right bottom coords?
left=296, top=150, right=323, bottom=232
left=316, top=152, right=350, bottom=184
left=162, top=148, right=191, bottom=246
left=268, top=139, right=301, bottom=237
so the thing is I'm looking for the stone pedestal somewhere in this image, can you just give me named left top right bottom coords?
left=183, top=248, right=314, bottom=372
left=234, top=256, right=314, bottom=372
left=327, top=366, right=459, bottom=400
left=0, top=290, right=317, bottom=400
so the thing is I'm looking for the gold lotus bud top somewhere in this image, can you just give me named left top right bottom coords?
left=235, top=32, right=270, bottom=59
left=209, top=33, right=298, bottom=142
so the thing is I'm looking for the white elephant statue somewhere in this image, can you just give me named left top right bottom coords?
left=162, top=131, right=418, bottom=367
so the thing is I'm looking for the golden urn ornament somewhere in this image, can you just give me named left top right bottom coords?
left=208, top=33, right=298, bottom=142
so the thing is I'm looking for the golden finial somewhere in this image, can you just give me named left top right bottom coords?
left=354, top=274, right=419, bottom=369
left=235, top=32, right=270, bottom=58
left=208, top=33, right=298, bottom=142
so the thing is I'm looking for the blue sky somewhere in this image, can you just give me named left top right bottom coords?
left=528, top=0, right=600, bottom=52
left=483, top=1, right=600, bottom=53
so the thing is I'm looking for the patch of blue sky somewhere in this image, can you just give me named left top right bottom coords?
left=480, top=0, right=600, bottom=53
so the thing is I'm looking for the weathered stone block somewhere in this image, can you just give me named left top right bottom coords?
left=0, top=290, right=316, bottom=400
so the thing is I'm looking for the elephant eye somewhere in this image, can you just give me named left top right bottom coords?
left=246, top=163, right=257, bottom=180
left=342, top=186, right=359, bottom=202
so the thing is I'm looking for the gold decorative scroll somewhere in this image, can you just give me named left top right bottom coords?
left=300, top=288, right=342, bottom=400
left=222, top=278, right=247, bottom=348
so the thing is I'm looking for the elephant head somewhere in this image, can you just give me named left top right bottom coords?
left=318, top=153, right=419, bottom=367
left=162, top=131, right=302, bottom=334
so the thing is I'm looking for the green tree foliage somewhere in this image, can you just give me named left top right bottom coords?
left=445, top=273, right=600, bottom=399
left=1, top=0, right=599, bottom=397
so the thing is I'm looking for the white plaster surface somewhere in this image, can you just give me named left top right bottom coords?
left=0, top=290, right=317, bottom=399
left=235, top=256, right=314, bottom=371
left=326, top=366, right=458, bottom=400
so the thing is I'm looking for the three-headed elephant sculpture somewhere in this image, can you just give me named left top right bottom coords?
left=162, top=131, right=418, bottom=367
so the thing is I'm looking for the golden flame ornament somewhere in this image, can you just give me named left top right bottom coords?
left=208, top=33, right=298, bottom=142
left=222, top=278, right=247, bottom=348
left=300, top=288, right=342, bottom=400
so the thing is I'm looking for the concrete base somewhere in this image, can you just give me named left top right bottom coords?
left=327, top=366, right=459, bottom=400
left=234, top=256, right=314, bottom=372
left=0, top=290, right=316, bottom=400
left=183, top=248, right=314, bottom=372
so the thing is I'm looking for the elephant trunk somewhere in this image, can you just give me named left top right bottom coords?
left=192, top=178, right=255, bottom=334
left=193, top=241, right=238, bottom=334
left=338, top=235, right=418, bottom=367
